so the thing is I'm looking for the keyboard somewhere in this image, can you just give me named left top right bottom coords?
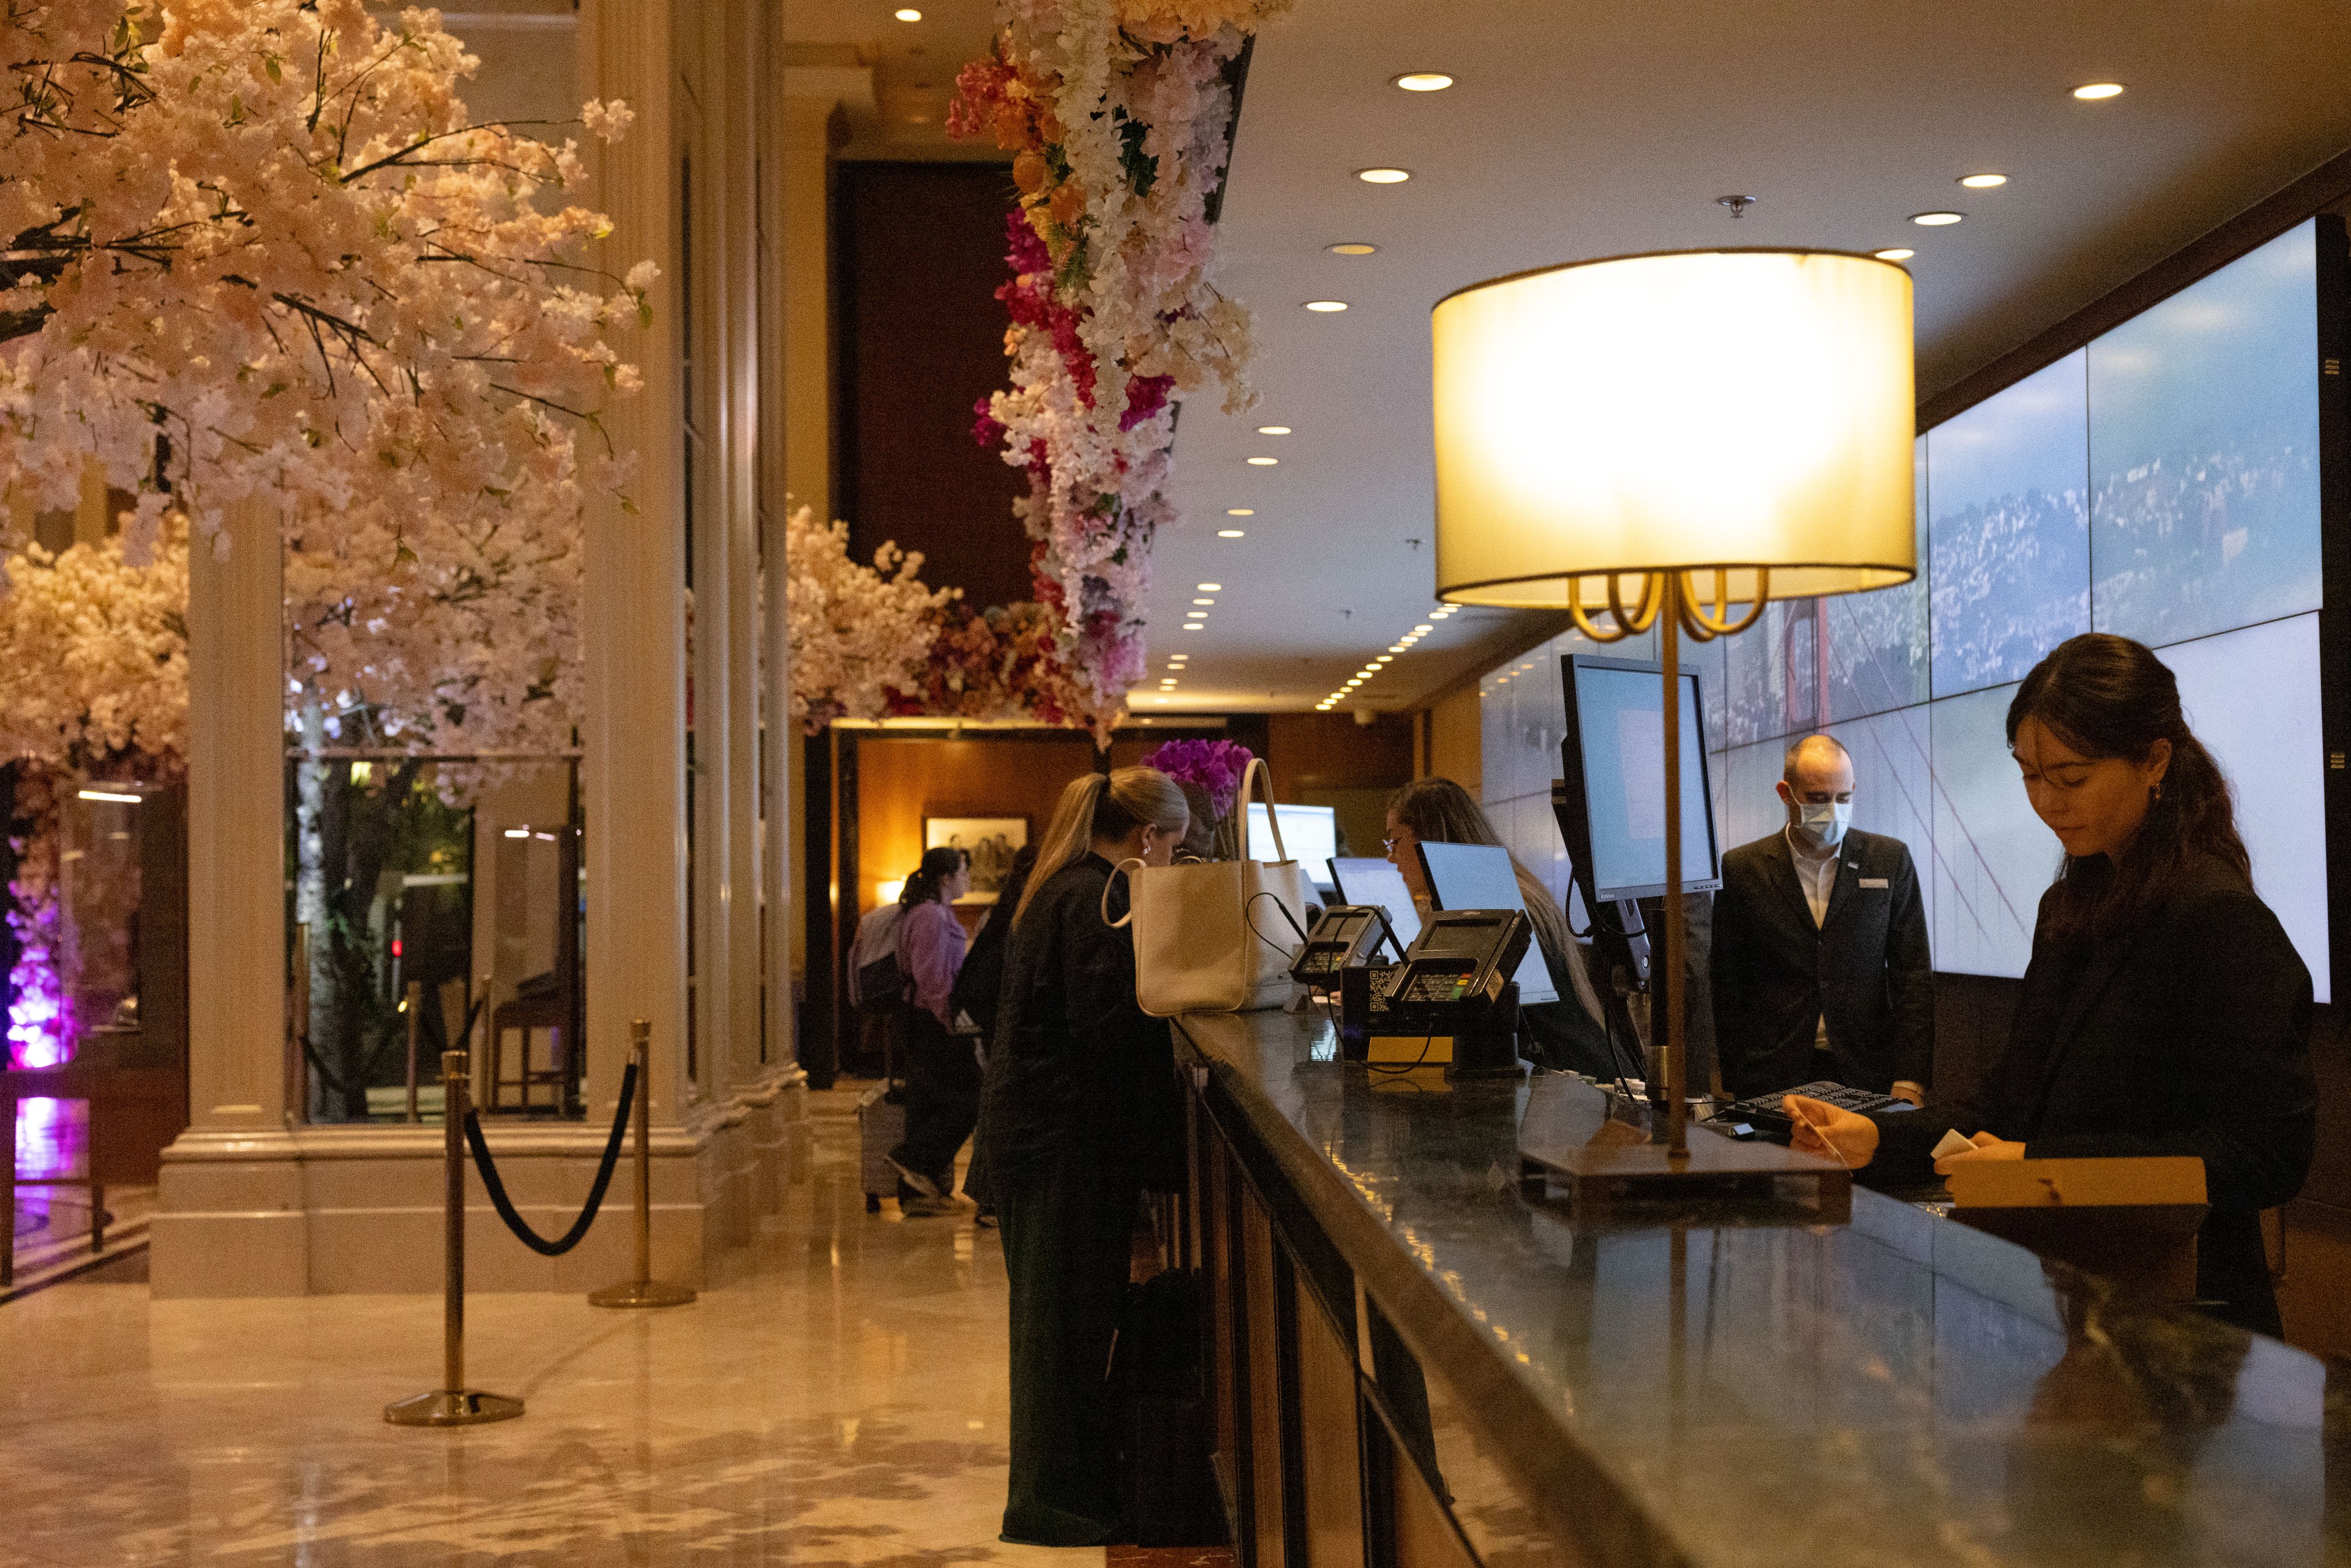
left=1706, top=1081, right=1917, bottom=1144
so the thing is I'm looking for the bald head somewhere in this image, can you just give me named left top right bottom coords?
left=1783, top=734, right=1852, bottom=790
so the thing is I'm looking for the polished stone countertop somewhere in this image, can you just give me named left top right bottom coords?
left=1176, top=1010, right=2349, bottom=1568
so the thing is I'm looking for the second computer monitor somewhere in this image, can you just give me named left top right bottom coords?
left=1412, top=841, right=1558, bottom=1007
left=1326, top=857, right=1421, bottom=955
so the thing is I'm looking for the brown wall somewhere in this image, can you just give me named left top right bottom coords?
left=837, top=162, right=1036, bottom=612
left=1265, top=713, right=1415, bottom=863
left=852, top=734, right=1100, bottom=920
left=1425, top=686, right=1482, bottom=798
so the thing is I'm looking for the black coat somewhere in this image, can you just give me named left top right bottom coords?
left=1711, top=827, right=1934, bottom=1097
left=1872, top=853, right=2315, bottom=1336
left=973, top=852, right=1181, bottom=1188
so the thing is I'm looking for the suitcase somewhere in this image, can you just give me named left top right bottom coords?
left=857, top=1083, right=907, bottom=1213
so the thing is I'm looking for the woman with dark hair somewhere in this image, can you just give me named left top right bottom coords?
left=1790, top=633, right=2315, bottom=1334
left=885, top=844, right=975, bottom=1212
left=1385, top=776, right=1618, bottom=1076
left=975, top=766, right=1190, bottom=1546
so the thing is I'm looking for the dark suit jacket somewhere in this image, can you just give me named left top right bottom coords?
left=1873, top=855, right=2315, bottom=1336
left=1711, top=827, right=1933, bottom=1098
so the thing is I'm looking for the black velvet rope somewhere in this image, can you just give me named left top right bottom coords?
left=462, top=1060, right=638, bottom=1256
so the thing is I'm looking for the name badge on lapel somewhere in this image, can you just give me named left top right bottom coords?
left=1859, top=877, right=1890, bottom=890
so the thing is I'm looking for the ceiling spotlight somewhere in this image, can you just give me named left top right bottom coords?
left=1225, top=508, right=1254, bottom=516
left=1959, top=173, right=2008, bottom=188
left=1413, top=624, right=1434, bottom=633
left=1910, top=211, right=1964, bottom=227
left=1181, top=623, right=1204, bottom=631
left=2072, top=81, right=2124, bottom=100
left=893, top=6, right=921, bottom=17
left=1304, top=300, right=1349, bottom=312
left=1873, top=247, right=1916, bottom=261
left=1197, top=582, right=1223, bottom=591
left=1256, top=426, right=1291, bottom=436
left=1247, top=456, right=1279, bottom=465
left=1193, top=598, right=1217, bottom=606
left=1376, top=656, right=1393, bottom=663
left=1346, top=679, right=1363, bottom=687
left=1388, top=643, right=1407, bottom=653
left=1329, top=242, right=1378, bottom=256
left=1355, top=168, right=1411, bottom=184
left=1218, top=528, right=1246, bottom=538
left=1392, top=72, right=1455, bottom=92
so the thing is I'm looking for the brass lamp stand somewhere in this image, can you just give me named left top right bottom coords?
left=1562, top=569, right=1768, bottom=1157
left=590, top=1021, right=697, bottom=1309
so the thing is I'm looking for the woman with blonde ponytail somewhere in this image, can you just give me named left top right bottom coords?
left=975, top=766, right=1189, bottom=1547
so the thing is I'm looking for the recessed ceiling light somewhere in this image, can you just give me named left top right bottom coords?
left=1247, top=456, right=1278, bottom=465
left=893, top=6, right=921, bottom=17
left=1346, top=678, right=1363, bottom=687
left=1224, top=509, right=1254, bottom=517
left=1910, top=211, right=1964, bottom=227
left=1388, top=644, right=1407, bottom=653
left=1217, top=528, right=1246, bottom=538
left=2072, top=81, right=2124, bottom=100
left=1392, top=72, right=1455, bottom=92
left=1181, top=623, right=1204, bottom=631
left=1959, top=173, right=2008, bottom=189
left=1196, top=582, right=1222, bottom=591
left=1873, top=247, right=1916, bottom=261
left=1413, top=624, right=1434, bottom=633
left=1356, top=168, right=1411, bottom=184
left=1328, top=242, right=1378, bottom=256
left=1376, top=656, right=1393, bottom=663
left=1193, top=598, right=1216, bottom=606
left=1256, top=426, right=1291, bottom=436
left=1304, top=300, right=1349, bottom=312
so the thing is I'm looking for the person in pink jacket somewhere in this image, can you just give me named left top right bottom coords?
left=887, top=846, right=975, bottom=1210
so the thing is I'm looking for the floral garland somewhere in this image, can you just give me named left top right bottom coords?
left=782, top=502, right=954, bottom=732
left=4, top=767, right=67, bottom=1070
left=886, top=599, right=1079, bottom=726
left=953, top=0, right=1281, bottom=742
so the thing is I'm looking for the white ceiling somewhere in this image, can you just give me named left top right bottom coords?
left=1139, top=0, right=2351, bottom=718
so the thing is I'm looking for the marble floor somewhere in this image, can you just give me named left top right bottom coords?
left=0, top=1087, right=1149, bottom=1566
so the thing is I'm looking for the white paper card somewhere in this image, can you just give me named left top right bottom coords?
left=1932, top=1129, right=1977, bottom=1161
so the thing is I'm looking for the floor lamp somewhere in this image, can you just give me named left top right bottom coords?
left=1431, top=248, right=1916, bottom=1160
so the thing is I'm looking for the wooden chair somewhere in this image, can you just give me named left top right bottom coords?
left=487, top=986, right=571, bottom=1114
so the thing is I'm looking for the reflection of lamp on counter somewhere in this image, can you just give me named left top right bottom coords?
left=1432, top=249, right=1916, bottom=1160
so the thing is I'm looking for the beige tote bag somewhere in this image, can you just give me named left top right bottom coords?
left=1106, top=757, right=1310, bottom=1018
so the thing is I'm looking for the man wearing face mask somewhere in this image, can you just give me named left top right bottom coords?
left=1709, top=733, right=1933, bottom=1105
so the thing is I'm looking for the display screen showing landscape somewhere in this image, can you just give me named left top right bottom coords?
left=1482, top=220, right=2331, bottom=999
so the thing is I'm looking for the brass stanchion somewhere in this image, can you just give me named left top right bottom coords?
left=590, top=1021, right=697, bottom=1309
left=386, top=1048, right=525, bottom=1427
left=403, top=980, right=423, bottom=1123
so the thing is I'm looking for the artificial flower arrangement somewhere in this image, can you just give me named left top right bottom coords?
left=951, top=0, right=1284, bottom=744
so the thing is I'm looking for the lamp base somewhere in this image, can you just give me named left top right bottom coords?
left=1517, top=1076, right=1849, bottom=1221
left=384, top=1389, right=525, bottom=1427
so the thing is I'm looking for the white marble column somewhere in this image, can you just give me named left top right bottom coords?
left=152, top=494, right=302, bottom=1295
left=578, top=0, right=688, bottom=1124
left=717, top=0, right=763, bottom=1094
left=757, top=7, right=800, bottom=1067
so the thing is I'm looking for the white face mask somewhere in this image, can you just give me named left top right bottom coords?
left=1794, top=801, right=1852, bottom=849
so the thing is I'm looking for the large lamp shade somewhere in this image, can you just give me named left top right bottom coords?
left=1431, top=249, right=1916, bottom=607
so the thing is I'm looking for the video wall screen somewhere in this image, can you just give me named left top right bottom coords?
left=1687, top=218, right=2330, bottom=996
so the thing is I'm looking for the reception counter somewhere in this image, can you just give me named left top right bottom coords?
left=1173, top=1010, right=2347, bottom=1568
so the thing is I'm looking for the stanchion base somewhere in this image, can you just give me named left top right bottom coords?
left=384, top=1389, right=526, bottom=1427
left=588, top=1278, right=697, bottom=1309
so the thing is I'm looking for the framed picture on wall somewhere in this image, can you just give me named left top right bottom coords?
left=924, top=816, right=1030, bottom=902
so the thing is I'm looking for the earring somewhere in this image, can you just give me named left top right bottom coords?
left=2150, top=781, right=2163, bottom=804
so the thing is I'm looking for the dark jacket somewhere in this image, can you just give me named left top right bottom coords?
left=1872, top=853, right=2315, bottom=1336
left=950, top=855, right=1034, bottom=1045
left=973, top=852, right=1180, bottom=1188
left=1711, top=827, right=1933, bottom=1097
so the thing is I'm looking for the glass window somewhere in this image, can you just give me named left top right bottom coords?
left=1928, top=684, right=2052, bottom=978
left=2090, top=220, right=2320, bottom=645
left=1929, top=350, right=2091, bottom=700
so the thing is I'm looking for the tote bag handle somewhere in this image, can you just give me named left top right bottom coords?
left=1239, top=756, right=1291, bottom=864
left=1101, top=857, right=1146, bottom=929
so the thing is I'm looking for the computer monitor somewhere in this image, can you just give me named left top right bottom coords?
left=1413, top=841, right=1559, bottom=1007
left=1556, top=655, right=1722, bottom=907
left=1327, top=857, right=1422, bottom=955
left=1247, top=803, right=1338, bottom=888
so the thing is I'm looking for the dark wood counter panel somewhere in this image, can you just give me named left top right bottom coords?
left=1174, top=1008, right=2348, bottom=1568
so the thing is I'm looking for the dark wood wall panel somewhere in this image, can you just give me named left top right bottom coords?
left=837, top=161, right=1036, bottom=612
